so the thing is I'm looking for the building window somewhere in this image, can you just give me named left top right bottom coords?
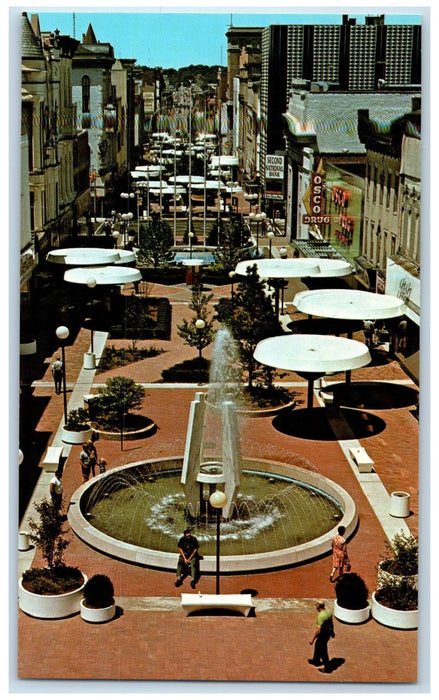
left=82, top=75, right=90, bottom=114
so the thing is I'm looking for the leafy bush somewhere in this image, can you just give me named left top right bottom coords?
left=335, top=573, right=369, bottom=610
left=27, top=498, right=70, bottom=570
left=22, top=566, right=84, bottom=595
left=97, top=344, right=163, bottom=372
left=375, top=578, right=418, bottom=611
left=64, top=408, right=90, bottom=431
left=93, top=376, right=145, bottom=431
left=83, top=574, right=114, bottom=608
left=380, top=532, right=418, bottom=576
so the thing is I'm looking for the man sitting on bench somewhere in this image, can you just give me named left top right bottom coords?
left=175, top=529, right=200, bottom=590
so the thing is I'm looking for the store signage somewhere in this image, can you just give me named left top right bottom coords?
left=311, top=172, right=324, bottom=215
left=302, top=214, right=331, bottom=224
left=265, top=154, right=284, bottom=180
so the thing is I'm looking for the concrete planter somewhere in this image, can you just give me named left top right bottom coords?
left=371, top=591, right=418, bottom=630
left=80, top=598, right=115, bottom=623
left=61, top=426, right=93, bottom=445
left=377, top=561, right=418, bottom=590
left=19, top=573, right=87, bottom=619
left=20, top=340, right=37, bottom=356
left=334, top=599, right=370, bottom=624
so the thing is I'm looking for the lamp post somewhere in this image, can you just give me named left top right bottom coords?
left=188, top=230, right=194, bottom=260
left=254, top=211, right=266, bottom=255
left=121, top=193, right=135, bottom=247
left=209, top=490, right=227, bottom=595
left=267, top=229, right=275, bottom=259
left=85, top=276, right=97, bottom=369
left=195, top=317, right=205, bottom=363
left=229, top=270, right=236, bottom=297
left=56, top=325, right=69, bottom=426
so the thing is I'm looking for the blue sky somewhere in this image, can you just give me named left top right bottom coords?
left=29, top=7, right=423, bottom=69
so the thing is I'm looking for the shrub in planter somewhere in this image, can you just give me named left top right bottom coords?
left=379, top=532, right=418, bottom=577
left=19, top=499, right=85, bottom=618
left=335, top=573, right=369, bottom=610
left=374, top=578, right=418, bottom=611
left=83, top=574, right=114, bottom=608
left=93, top=376, right=145, bottom=432
left=64, top=408, right=90, bottom=431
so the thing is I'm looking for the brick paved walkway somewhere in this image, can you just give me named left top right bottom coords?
left=16, top=265, right=422, bottom=688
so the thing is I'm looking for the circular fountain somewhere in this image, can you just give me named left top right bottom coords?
left=68, top=328, right=357, bottom=573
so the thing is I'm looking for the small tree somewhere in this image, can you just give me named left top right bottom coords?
left=27, top=498, right=70, bottom=572
left=210, top=216, right=248, bottom=274
left=138, top=214, right=174, bottom=269
left=95, top=376, right=145, bottom=430
left=177, top=285, right=215, bottom=360
left=215, top=264, right=282, bottom=388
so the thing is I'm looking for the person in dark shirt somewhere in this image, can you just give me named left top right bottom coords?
left=175, top=529, right=200, bottom=589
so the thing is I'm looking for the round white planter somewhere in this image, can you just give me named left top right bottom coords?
left=377, top=561, right=418, bottom=590
left=80, top=599, right=116, bottom=623
left=389, top=491, right=410, bottom=517
left=20, top=340, right=37, bottom=356
left=18, top=573, right=87, bottom=619
left=334, top=599, right=370, bottom=624
left=371, top=591, right=418, bottom=629
left=61, top=426, right=93, bottom=445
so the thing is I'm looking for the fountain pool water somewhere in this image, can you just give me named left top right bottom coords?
left=68, top=456, right=357, bottom=572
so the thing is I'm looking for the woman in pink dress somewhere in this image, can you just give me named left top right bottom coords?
left=330, top=525, right=349, bottom=582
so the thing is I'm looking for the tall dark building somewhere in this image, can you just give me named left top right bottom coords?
left=259, top=15, right=421, bottom=187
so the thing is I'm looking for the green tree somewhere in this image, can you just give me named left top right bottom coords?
left=138, top=214, right=174, bottom=269
left=211, top=215, right=249, bottom=273
left=215, top=264, right=283, bottom=388
left=27, top=498, right=69, bottom=571
left=95, top=376, right=145, bottom=430
left=177, top=285, right=215, bottom=360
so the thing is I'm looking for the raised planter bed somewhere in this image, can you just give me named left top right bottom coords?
left=371, top=591, right=418, bottom=630
left=19, top=573, right=87, bottom=619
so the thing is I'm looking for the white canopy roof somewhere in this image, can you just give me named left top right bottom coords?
left=114, top=250, right=136, bottom=265
left=191, top=180, right=226, bottom=190
left=64, top=266, right=141, bottom=285
left=168, top=175, right=206, bottom=184
left=294, top=289, right=406, bottom=320
left=254, top=334, right=371, bottom=375
left=235, top=259, right=321, bottom=279
left=298, top=258, right=354, bottom=278
left=210, top=155, right=239, bottom=167
left=47, top=248, right=120, bottom=266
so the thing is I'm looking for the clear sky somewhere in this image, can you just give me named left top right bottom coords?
left=26, top=5, right=423, bottom=70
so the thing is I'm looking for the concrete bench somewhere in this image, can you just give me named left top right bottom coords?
left=41, top=446, right=63, bottom=473
left=348, top=446, right=374, bottom=473
left=181, top=593, right=255, bottom=617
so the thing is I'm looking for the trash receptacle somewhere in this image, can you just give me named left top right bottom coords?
left=389, top=491, right=410, bottom=518
left=18, top=531, right=30, bottom=551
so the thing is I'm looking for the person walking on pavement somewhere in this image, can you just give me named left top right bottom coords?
left=86, top=440, right=98, bottom=477
left=51, top=357, right=63, bottom=395
left=49, top=470, right=63, bottom=509
left=308, top=600, right=335, bottom=672
left=330, top=525, right=349, bottom=582
left=79, top=442, right=91, bottom=483
left=175, top=529, right=200, bottom=589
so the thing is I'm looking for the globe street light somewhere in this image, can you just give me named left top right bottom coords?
left=188, top=231, right=194, bottom=260
left=55, top=325, right=69, bottom=425
left=267, top=229, right=275, bottom=259
left=209, top=490, right=227, bottom=595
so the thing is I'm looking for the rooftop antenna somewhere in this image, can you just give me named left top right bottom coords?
left=73, top=12, right=76, bottom=38
left=230, top=13, right=233, bottom=27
